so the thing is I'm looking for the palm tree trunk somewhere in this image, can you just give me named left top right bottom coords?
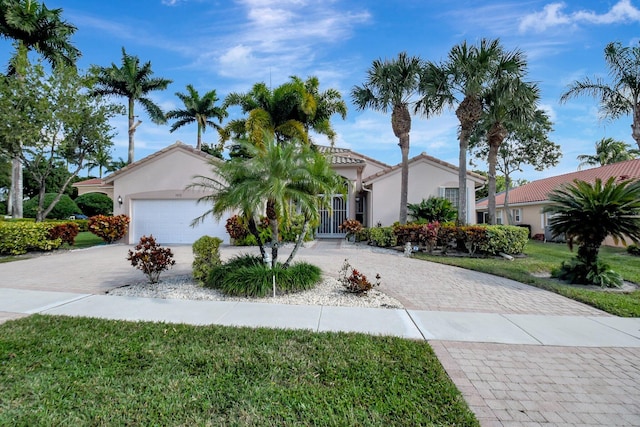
left=197, top=123, right=203, bottom=151
left=128, top=97, right=135, bottom=164
left=457, top=139, right=468, bottom=225
left=504, top=175, right=512, bottom=225
left=487, top=122, right=507, bottom=225
left=10, top=156, right=23, bottom=218
left=266, top=199, right=278, bottom=268
left=247, top=217, right=266, bottom=260
left=399, top=135, right=410, bottom=225
left=633, top=103, right=640, bottom=151
left=284, top=217, right=309, bottom=268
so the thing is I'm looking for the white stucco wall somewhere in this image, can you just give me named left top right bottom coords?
left=368, top=160, right=479, bottom=226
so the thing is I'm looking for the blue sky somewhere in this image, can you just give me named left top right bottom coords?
left=2, top=0, right=639, bottom=181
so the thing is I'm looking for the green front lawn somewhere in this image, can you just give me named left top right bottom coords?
left=66, top=231, right=104, bottom=249
left=0, top=315, right=478, bottom=426
left=414, top=240, right=640, bottom=317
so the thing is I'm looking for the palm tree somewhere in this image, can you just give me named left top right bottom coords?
left=577, top=137, right=640, bottom=169
left=224, top=79, right=311, bottom=147
left=443, top=39, right=524, bottom=224
left=91, top=47, right=172, bottom=164
left=85, top=144, right=112, bottom=178
left=190, top=136, right=342, bottom=268
left=351, top=52, right=423, bottom=224
left=479, top=77, right=539, bottom=224
left=166, top=85, right=228, bottom=151
left=0, top=0, right=80, bottom=218
left=544, top=177, right=640, bottom=285
left=561, top=42, right=640, bottom=150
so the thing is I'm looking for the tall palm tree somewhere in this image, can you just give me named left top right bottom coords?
left=91, top=47, right=172, bottom=164
left=544, top=177, right=640, bottom=285
left=85, top=144, right=112, bottom=178
left=351, top=52, right=423, bottom=224
left=190, top=136, right=342, bottom=268
left=166, top=85, right=228, bottom=151
left=0, top=0, right=80, bottom=218
left=292, top=75, right=347, bottom=145
left=224, top=79, right=311, bottom=147
left=479, top=77, right=539, bottom=224
left=561, top=41, right=640, bottom=150
left=444, top=39, right=524, bottom=224
left=576, top=137, right=640, bottom=169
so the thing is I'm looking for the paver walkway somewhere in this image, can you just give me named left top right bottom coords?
left=1, top=240, right=639, bottom=426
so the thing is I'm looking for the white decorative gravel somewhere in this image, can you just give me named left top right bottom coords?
left=108, top=275, right=404, bottom=309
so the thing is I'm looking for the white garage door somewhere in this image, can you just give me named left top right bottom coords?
left=131, top=199, right=228, bottom=244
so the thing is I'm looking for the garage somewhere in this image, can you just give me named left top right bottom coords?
left=131, top=199, right=228, bottom=244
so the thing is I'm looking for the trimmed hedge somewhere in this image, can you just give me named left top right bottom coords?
left=192, top=235, right=223, bottom=284
left=88, top=214, right=130, bottom=243
left=0, top=222, right=62, bottom=255
left=75, top=193, right=113, bottom=216
left=23, top=194, right=80, bottom=220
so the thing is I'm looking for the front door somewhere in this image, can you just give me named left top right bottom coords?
left=317, top=195, right=347, bottom=238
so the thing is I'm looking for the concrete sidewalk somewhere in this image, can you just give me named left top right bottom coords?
left=2, top=287, right=639, bottom=347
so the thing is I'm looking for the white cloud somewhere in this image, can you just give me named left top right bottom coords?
left=520, top=0, right=640, bottom=33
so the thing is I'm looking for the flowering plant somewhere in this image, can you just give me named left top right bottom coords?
left=338, top=258, right=381, bottom=294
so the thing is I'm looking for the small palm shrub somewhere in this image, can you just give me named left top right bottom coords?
left=627, top=244, right=640, bottom=256
left=544, top=177, right=640, bottom=287
left=127, top=235, right=176, bottom=284
left=206, top=254, right=321, bottom=297
left=75, top=193, right=113, bottom=216
left=552, top=258, right=623, bottom=288
left=408, top=197, right=457, bottom=223
left=338, top=259, right=381, bottom=294
left=88, top=214, right=130, bottom=243
left=192, top=235, right=223, bottom=284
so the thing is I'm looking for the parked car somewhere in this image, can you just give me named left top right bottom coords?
left=69, top=214, right=88, bottom=220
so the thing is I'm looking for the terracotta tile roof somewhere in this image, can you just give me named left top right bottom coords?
left=364, top=152, right=486, bottom=185
left=73, top=178, right=104, bottom=186
left=476, top=159, right=640, bottom=208
left=315, top=145, right=388, bottom=168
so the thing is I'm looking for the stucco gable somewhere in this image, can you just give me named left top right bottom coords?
left=103, top=141, right=216, bottom=184
left=363, top=152, right=486, bottom=187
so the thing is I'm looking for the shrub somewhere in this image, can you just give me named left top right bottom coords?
left=127, top=235, right=176, bottom=284
left=627, top=244, right=640, bottom=256
left=206, top=254, right=321, bottom=297
left=393, top=222, right=440, bottom=251
left=0, top=222, right=62, bottom=255
left=88, top=214, right=130, bottom=243
left=48, top=222, right=80, bottom=246
left=338, top=259, right=381, bottom=294
left=407, top=197, right=457, bottom=223
left=553, top=258, right=623, bottom=288
left=23, top=194, right=80, bottom=220
left=481, top=225, right=529, bottom=255
left=225, top=215, right=249, bottom=240
left=280, top=213, right=316, bottom=242
left=74, top=219, right=89, bottom=232
left=339, top=219, right=363, bottom=237
left=75, top=193, right=113, bottom=216
left=192, top=235, right=223, bottom=284
left=368, top=226, right=397, bottom=247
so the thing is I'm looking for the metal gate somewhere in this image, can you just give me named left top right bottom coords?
left=316, top=195, right=347, bottom=238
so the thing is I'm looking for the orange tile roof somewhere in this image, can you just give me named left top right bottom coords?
left=73, top=178, right=104, bottom=186
left=477, top=159, right=640, bottom=208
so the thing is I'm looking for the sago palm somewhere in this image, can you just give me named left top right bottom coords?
left=544, top=177, right=640, bottom=284
left=91, top=47, right=172, bottom=163
left=351, top=52, right=423, bottom=224
left=166, top=84, right=227, bottom=151
left=561, top=41, right=640, bottom=150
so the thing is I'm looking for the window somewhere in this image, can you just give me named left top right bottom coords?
left=442, top=188, right=459, bottom=208
left=495, top=210, right=503, bottom=225
left=511, top=208, right=521, bottom=223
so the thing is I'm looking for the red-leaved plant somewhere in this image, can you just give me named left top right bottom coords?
left=88, top=214, right=130, bottom=243
left=338, top=258, right=381, bottom=294
left=127, top=235, right=176, bottom=284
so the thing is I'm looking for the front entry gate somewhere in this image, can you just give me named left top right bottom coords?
left=316, top=195, right=347, bottom=238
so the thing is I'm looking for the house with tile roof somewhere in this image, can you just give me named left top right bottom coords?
left=74, top=142, right=485, bottom=243
left=476, top=159, right=640, bottom=244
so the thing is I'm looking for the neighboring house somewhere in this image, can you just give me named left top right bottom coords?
left=476, top=159, right=640, bottom=245
left=74, top=142, right=485, bottom=244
